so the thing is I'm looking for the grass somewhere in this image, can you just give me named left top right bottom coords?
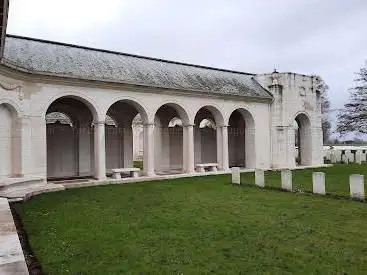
left=14, top=164, right=367, bottom=274
left=133, top=160, right=143, bottom=170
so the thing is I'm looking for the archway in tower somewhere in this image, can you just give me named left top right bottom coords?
left=294, top=113, right=312, bottom=166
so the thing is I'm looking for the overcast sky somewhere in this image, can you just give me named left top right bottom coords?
left=7, top=0, right=367, bottom=130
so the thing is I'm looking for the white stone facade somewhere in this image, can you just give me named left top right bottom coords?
left=0, top=37, right=324, bottom=183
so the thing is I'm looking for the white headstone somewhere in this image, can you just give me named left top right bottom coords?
left=350, top=174, right=365, bottom=200
left=335, top=150, right=342, bottom=162
left=312, top=172, right=325, bottom=195
left=361, top=152, right=367, bottom=162
left=231, top=167, right=240, bottom=185
left=342, top=154, right=349, bottom=164
left=347, top=152, right=355, bottom=163
left=255, top=169, right=265, bottom=188
left=330, top=152, right=338, bottom=163
left=355, top=151, right=362, bottom=164
left=281, top=170, right=292, bottom=191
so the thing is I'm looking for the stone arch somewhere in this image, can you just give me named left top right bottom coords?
left=154, top=103, right=189, bottom=173
left=194, top=105, right=225, bottom=126
left=0, top=102, right=22, bottom=178
left=104, top=99, right=148, bottom=173
left=193, top=106, right=224, bottom=167
left=294, top=112, right=312, bottom=166
left=228, top=108, right=256, bottom=168
left=105, top=98, right=149, bottom=125
left=153, top=102, right=190, bottom=126
left=46, top=96, right=96, bottom=179
left=42, top=93, right=100, bottom=122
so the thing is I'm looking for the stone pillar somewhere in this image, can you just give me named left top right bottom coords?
left=255, top=169, right=265, bottom=188
left=216, top=127, right=223, bottom=169
left=349, top=174, right=365, bottom=200
left=93, top=121, right=106, bottom=180
left=221, top=126, right=229, bottom=171
left=312, top=172, right=325, bottom=195
left=231, top=167, right=240, bottom=185
left=30, top=116, right=47, bottom=179
left=281, top=170, right=292, bottom=191
left=19, top=116, right=32, bottom=177
left=143, top=123, right=155, bottom=176
left=183, top=124, right=195, bottom=173
left=123, top=126, right=133, bottom=167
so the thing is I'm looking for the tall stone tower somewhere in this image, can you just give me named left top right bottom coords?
left=256, top=71, right=324, bottom=168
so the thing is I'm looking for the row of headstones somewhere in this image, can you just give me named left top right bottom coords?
left=324, top=149, right=367, bottom=164
left=231, top=168, right=365, bottom=200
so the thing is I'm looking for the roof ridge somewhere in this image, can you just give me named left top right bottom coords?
left=6, top=34, right=255, bottom=76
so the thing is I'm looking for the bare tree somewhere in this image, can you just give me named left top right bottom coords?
left=314, top=75, right=331, bottom=143
left=337, top=62, right=367, bottom=135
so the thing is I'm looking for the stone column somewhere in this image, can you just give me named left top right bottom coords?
left=216, top=126, right=223, bottom=169
left=93, top=121, right=106, bottom=180
left=183, top=124, right=195, bottom=173
left=221, top=125, right=229, bottom=171
left=143, top=123, right=155, bottom=176
left=19, top=116, right=32, bottom=177
left=30, top=116, right=47, bottom=179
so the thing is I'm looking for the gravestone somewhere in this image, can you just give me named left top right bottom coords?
left=355, top=151, right=362, bottom=164
left=312, top=172, right=325, bottom=195
left=231, top=167, right=240, bottom=185
left=255, top=169, right=265, bottom=188
left=349, top=174, right=365, bottom=200
left=281, top=170, right=292, bottom=191
left=342, top=154, right=349, bottom=164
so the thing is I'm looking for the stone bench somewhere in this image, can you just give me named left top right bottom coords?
left=111, top=168, right=140, bottom=179
left=196, top=163, right=218, bottom=173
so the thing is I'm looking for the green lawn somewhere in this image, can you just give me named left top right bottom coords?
left=14, top=164, right=367, bottom=274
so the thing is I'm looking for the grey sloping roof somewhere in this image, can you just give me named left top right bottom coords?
left=2, top=35, right=272, bottom=99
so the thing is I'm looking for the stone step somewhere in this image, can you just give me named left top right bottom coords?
left=1, top=183, right=65, bottom=200
left=0, top=176, right=45, bottom=189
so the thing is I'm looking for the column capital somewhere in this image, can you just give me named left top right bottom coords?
left=93, top=121, right=105, bottom=126
left=182, top=123, right=195, bottom=127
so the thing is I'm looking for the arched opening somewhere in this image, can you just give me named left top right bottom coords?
left=0, top=103, right=21, bottom=178
left=46, top=97, right=96, bottom=180
left=228, top=109, right=255, bottom=168
left=294, top=113, right=312, bottom=166
left=154, top=104, right=188, bottom=174
left=194, top=107, right=218, bottom=167
left=105, top=100, right=147, bottom=175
